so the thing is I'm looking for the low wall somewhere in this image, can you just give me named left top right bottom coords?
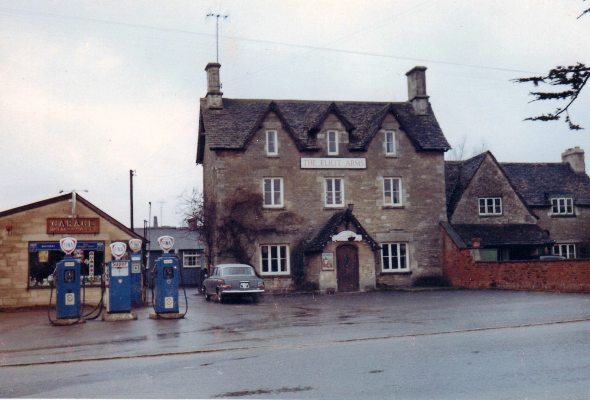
left=442, top=227, right=590, bottom=293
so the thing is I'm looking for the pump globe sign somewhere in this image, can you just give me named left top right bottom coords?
left=128, top=239, right=142, bottom=254
left=110, top=242, right=127, bottom=260
left=59, top=237, right=77, bottom=255
left=157, top=236, right=174, bottom=253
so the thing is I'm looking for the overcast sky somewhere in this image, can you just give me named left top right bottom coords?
left=1, top=0, right=589, bottom=228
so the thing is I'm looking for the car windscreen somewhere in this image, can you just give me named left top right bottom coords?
left=222, top=266, right=254, bottom=276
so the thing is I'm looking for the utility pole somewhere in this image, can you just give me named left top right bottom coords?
left=130, top=170, right=136, bottom=230
left=206, top=12, right=229, bottom=63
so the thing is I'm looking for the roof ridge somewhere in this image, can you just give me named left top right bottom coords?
left=216, top=97, right=409, bottom=105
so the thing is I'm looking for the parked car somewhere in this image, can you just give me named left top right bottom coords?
left=202, top=264, right=265, bottom=303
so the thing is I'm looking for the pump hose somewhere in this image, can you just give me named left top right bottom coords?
left=81, top=277, right=105, bottom=320
left=152, top=261, right=188, bottom=320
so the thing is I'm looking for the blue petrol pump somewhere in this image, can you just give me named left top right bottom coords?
left=150, top=235, right=187, bottom=319
left=50, top=237, right=81, bottom=324
left=129, top=239, right=143, bottom=305
left=48, top=237, right=104, bottom=326
left=103, top=242, right=137, bottom=321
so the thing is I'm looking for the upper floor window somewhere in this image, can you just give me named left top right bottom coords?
left=260, top=244, right=290, bottom=275
left=327, top=130, right=339, bottom=155
left=183, top=251, right=199, bottom=268
left=384, top=131, right=396, bottom=156
left=263, top=177, right=283, bottom=208
left=553, top=243, right=576, bottom=259
left=381, top=243, right=408, bottom=272
left=479, top=197, right=502, bottom=216
left=383, top=177, right=402, bottom=206
left=325, top=177, right=344, bottom=208
left=551, top=197, right=574, bottom=215
left=266, top=130, right=278, bottom=156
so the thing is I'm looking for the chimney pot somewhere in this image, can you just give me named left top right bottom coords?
left=561, top=147, right=585, bottom=174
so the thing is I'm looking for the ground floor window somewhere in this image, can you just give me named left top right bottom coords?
left=553, top=243, right=576, bottom=259
left=381, top=243, right=408, bottom=272
left=28, top=241, right=105, bottom=288
left=260, top=244, right=290, bottom=275
left=182, top=251, right=200, bottom=268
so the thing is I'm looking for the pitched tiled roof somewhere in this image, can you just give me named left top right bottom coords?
left=198, top=98, right=450, bottom=161
left=451, top=224, right=552, bottom=247
left=133, top=227, right=204, bottom=251
left=444, top=152, right=590, bottom=216
left=304, top=209, right=380, bottom=254
left=0, top=194, right=143, bottom=240
left=444, top=152, right=488, bottom=219
left=501, top=163, right=590, bottom=206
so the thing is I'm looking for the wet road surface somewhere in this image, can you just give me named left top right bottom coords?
left=1, top=290, right=590, bottom=398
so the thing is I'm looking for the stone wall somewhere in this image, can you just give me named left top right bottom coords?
left=0, top=199, right=136, bottom=308
left=534, top=205, right=590, bottom=256
left=204, top=111, right=447, bottom=290
left=441, top=226, right=590, bottom=292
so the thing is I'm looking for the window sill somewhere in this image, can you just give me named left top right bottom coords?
left=550, top=214, right=576, bottom=218
left=382, top=205, right=404, bottom=209
left=478, top=214, right=503, bottom=217
left=266, top=154, right=279, bottom=158
left=380, top=270, right=412, bottom=275
left=263, top=206, right=285, bottom=211
left=260, top=273, right=291, bottom=277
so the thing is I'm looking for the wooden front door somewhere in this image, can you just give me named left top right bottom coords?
left=336, top=245, right=359, bottom=292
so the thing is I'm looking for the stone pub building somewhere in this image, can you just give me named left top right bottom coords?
left=197, top=63, right=451, bottom=293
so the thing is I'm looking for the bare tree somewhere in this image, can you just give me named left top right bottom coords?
left=446, top=136, right=488, bottom=161
left=177, top=188, right=216, bottom=268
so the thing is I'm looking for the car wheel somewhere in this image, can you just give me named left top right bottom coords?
left=251, top=294, right=260, bottom=303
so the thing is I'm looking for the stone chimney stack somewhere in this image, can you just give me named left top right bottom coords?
left=205, top=62, right=223, bottom=109
left=561, top=146, right=586, bottom=174
left=406, top=66, right=429, bottom=115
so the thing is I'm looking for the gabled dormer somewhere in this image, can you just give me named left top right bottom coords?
left=446, top=152, right=537, bottom=225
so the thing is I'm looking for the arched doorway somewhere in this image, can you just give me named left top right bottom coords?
left=336, top=244, right=359, bottom=292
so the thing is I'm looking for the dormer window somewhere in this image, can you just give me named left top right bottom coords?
left=479, top=197, right=502, bottom=216
left=266, top=130, right=278, bottom=156
left=327, top=130, right=339, bottom=155
left=384, top=131, right=396, bottom=156
left=551, top=197, right=574, bottom=216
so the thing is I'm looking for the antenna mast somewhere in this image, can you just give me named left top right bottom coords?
left=206, top=12, right=229, bottom=63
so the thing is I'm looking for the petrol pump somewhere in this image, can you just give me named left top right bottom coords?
left=48, top=237, right=82, bottom=325
left=129, top=238, right=143, bottom=305
left=150, top=235, right=187, bottom=319
left=102, top=242, right=137, bottom=321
